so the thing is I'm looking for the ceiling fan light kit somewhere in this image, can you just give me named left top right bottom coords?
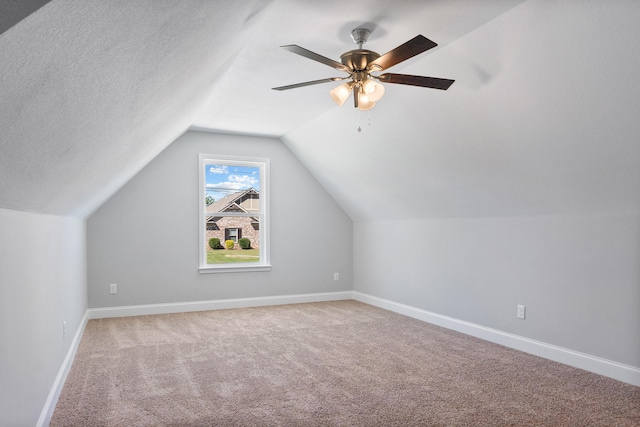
left=273, top=28, right=454, bottom=111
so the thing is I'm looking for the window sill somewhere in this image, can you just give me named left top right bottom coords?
left=199, top=264, right=272, bottom=274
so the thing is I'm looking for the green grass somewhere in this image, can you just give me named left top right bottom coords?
left=207, top=248, right=260, bottom=264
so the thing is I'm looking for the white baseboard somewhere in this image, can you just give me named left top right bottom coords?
left=352, top=292, right=640, bottom=387
left=87, top=291, right=354, bottom=319
left=37, top=310, right=89, bottom=427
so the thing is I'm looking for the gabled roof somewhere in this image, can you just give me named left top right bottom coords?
left=205, top=188, right=259, bottom=214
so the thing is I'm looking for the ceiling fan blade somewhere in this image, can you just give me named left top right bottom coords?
left=378, top=73, right=454, bottom=90
left=272, top=77, right=346, bottom=91
left=368, top=35, right=438, bottom=71
left=281, top=45, right=349, bottom=72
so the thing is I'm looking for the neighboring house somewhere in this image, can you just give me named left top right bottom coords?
left=205, top=188, right=259, bottom=248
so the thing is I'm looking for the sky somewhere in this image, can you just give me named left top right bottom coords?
left=205, top=163, right=260, bottom=202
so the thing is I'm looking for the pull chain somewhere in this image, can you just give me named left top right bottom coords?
left=356, top=110, right=372, bottom=132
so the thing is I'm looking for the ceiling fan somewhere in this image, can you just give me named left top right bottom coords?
left=272, top=28, right=454, bottom=111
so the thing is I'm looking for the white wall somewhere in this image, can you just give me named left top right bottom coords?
left=87, top=131, right=352, bottom=308
left=354, top=213, right=640, bottom=368
left=0, top=208, right=87, bottom=427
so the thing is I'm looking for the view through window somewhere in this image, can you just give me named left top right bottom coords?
left=199, top=155, right=270, bottom=272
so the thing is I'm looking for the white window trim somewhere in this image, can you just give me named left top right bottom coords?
left=198, top=154, right=271, bottom=273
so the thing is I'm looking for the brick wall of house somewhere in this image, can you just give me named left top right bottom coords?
left=205, top=216, right=260, bottom=250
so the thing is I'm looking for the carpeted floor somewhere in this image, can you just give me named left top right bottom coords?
left=51, top=300, right=640, bottom=426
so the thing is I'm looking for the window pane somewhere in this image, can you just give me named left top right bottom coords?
left=205, top=164, right=260, bottom=212
left=204, top=216, right=260, bottom=265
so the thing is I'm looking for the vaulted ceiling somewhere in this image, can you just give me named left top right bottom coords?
left=1, top=1, right=639, bottom=220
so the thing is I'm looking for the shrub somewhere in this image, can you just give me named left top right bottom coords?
left=225, top=239, right=235, bottom=250
left=209, top=238, right=223, bottom=250
left=238, top=237, right=251, bottom=249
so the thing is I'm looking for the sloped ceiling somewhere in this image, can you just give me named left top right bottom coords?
left=0, top=0, right=268, bottom=217
left=1, top=1, right=639, bottom=220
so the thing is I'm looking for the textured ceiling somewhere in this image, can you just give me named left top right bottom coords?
left=1, top=0, right=639, bottom=220
left=0, top=0, right=268, bottom=217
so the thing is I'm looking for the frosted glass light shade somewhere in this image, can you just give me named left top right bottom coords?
left=356, top=91, right=375, bottom=111
left=363, top=79, right=385, bottom=102
left=329, top=83, right=352, bottom=106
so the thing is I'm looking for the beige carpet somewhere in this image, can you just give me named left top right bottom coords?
left=51, top=300, right=640, bottom=426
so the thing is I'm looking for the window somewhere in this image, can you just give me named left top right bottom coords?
left=199, top=155, right=270, bottom=273
left=225, top=228, right=240, bottom=243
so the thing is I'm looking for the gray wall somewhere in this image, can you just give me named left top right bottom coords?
left=354, top=213, right=640, bottom=368
left=87, top=131, right=352, bottom=307
left=0, top=208, right=87, bottom=427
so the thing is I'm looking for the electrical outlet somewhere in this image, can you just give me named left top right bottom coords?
left=109, top=283, right=117, bottom=294
left=333, top=272, right=339, bottom=281
left=517, top=305, right=526, bottom=319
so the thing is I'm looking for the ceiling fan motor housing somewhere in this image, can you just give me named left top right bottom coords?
left=343, top=27, right=381, bottom=77
left=340, top=50, right=380, bottom=72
